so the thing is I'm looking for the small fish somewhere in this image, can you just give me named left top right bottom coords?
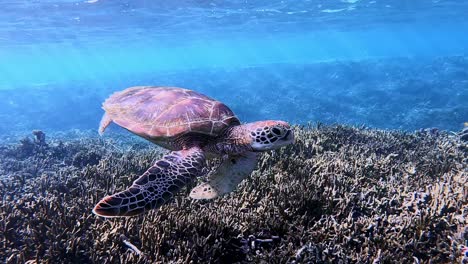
left=464, top=122, right=468, bottom=127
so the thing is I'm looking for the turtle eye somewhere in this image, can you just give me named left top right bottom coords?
left=271, top=127, right=282, bottom=136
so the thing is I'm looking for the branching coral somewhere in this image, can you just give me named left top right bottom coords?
left=0, top=125, right=466, bottom=263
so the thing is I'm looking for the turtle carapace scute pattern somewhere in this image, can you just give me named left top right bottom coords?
left=93, top=86, right=294, bottom=217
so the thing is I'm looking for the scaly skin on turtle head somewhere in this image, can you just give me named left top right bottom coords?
left=244, top=120, right=294, bottom=151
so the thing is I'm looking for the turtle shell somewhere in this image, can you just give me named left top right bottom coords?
left=102, top=86, right=240, bottom=141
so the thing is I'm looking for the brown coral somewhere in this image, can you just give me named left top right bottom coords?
left=0, top=125, right=466, bottom=263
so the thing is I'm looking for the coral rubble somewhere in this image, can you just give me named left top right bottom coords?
left=0, top=125, right=466, bottom=263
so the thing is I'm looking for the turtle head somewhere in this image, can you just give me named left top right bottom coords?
left=246, top=120, right=294, bottom=151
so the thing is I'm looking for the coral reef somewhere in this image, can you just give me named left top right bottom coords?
left=459, top=127, right=468, bottom=142
left=0, top=125, right=466, bottom=263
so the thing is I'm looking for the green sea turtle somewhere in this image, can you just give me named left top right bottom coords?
left=93, top=86, right=294, bottom=217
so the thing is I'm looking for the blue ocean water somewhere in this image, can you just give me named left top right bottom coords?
left=0, top=0, right=467, bottom=136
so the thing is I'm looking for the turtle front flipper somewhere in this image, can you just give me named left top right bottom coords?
left=190, top=152, right=258, bottom=200
left=93, top=147, right=205, bottom=217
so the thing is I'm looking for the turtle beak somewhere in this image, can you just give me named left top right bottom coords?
left=282, top=129, right=294, bottom=141
left=278, top=129, right=294, bottom=147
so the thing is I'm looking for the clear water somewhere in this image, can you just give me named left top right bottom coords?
left=1, top=0, right=467, bottom=136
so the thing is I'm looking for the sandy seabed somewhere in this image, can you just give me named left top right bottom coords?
left=0, top=124, right=467, bottom=263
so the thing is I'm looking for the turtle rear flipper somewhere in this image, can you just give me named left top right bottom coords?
left=190, top=152, right=258, bottom=199
left=93, top=147, right=205, bottom=217
left=98, top=112, right=112, bottom=136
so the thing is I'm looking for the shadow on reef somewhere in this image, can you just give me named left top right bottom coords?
left=0, top=125, right=467, bottom=263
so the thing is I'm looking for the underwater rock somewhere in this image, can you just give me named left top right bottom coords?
left=32, top=130, right=46, bottom=146
left=0, top=125, right=466, bottom=263
left=14, top=130, right=50, bottom=159
left=17, top=137, right=35, bottom=157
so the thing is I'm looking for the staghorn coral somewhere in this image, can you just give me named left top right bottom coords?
left=0, top=125, right=466, bottom=263
left=459, top=127, right=468, bottom=142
